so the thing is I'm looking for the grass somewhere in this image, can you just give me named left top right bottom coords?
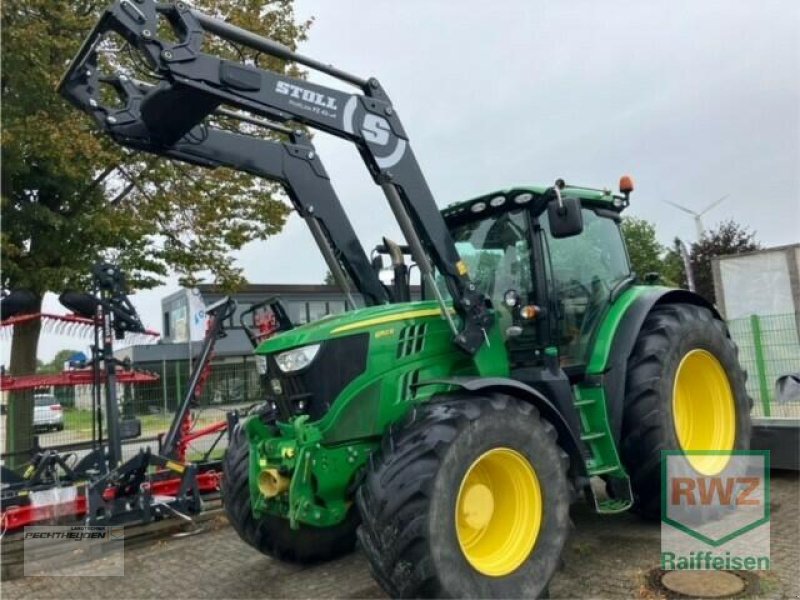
left=61, top=408, right=225, bottom=441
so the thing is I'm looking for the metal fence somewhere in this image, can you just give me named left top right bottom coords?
left=727, top=313, right=800, bottom=418
left=1, top=358, right=263, bottom=464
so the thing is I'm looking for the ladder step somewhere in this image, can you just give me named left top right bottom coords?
left=580, top=432, right=606, bottom=441
left=596, top=498, right=633, bottom=514
left=588, top=465, right=620, bottom=476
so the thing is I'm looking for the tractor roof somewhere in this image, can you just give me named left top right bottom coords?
left=441, top=185, right=627, bottom=222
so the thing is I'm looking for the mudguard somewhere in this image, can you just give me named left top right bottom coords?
left=416, top=376, right=588, bottom=478
left=597, top=288, right=720, bottom=442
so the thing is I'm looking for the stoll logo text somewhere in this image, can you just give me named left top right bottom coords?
left=661, top=450, right=770, bottom=571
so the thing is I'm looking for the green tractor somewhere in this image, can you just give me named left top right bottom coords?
left=225, top=183, right=750, bottom=597
left=59, top=3, right=751, bottom=597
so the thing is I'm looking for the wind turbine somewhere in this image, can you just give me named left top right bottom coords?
left=663, top=194, right=729, bottom=239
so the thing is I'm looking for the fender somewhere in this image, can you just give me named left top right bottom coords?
left=593, top=287, right=721, bottom=442
left=416, top=376, right=587, bottom=478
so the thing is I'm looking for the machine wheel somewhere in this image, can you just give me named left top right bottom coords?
left=620, top=303, right=751, bottom=520
left=356, top=394, right=570, bottom=598
left=221, top=424, right=358, bottom=562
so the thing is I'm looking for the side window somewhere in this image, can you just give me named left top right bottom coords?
left=542, top=209, right=631, bottom=365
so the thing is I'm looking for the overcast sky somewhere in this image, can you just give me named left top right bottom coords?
left=14, top=0, right=799, bottom=362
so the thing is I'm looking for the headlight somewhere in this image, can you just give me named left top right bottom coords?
left=274, top=344, right=321, bottom=373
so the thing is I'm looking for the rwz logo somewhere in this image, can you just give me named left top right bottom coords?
left=661, top=450, right=770, bottom=557
left=671, top=476, right=761, bottom=506
left=275, top=81, right=337, bottom=110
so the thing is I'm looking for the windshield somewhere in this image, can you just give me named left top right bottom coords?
left=447, top=210, right=532, bottom=330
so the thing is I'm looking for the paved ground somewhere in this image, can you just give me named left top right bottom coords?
left=5, top=471, right=798, bottom=599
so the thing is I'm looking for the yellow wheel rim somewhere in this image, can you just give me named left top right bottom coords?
left=455, top=448, right=542, bottom=577
left=672, top=349, right=736, bottom=475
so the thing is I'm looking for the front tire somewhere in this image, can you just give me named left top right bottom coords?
left=221, top=424, right=358, bottom=562
left=356, top=395, right=570, bottom=598
left=620, top=303, right=751, bottom=520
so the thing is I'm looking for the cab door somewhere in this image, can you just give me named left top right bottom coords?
left=539, top=207, right=632, bottom=371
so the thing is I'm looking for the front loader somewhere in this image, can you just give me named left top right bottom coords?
left=60, top=4, right=752, bottom=597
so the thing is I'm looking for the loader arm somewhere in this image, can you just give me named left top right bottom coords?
left=61, top=72, right=390, bottom=308
left=58, top=0, right=494, bottom=354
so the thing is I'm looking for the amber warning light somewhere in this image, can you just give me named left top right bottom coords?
left=619, top=175, right=635, bottom=195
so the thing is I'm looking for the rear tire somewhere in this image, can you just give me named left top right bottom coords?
left=221, top=424, right=358, bottom=562
left=620, top=303, right=751, bottom=520
left=356, top=394, right=570, bottom=598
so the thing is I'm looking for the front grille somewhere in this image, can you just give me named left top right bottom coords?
left=266, top=333, right=369, bottom=420
left=397, top=324, right=427, bottom=358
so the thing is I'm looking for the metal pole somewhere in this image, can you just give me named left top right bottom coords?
left=186, top=290, right=193, bottom=376
left=694, top=216, right=704, bottom=240
left=162, top=358, right=168, bottom=418
left=678, top=239, right=696, bottom=293
left=102, top=298, right=122, bottom=469
left=750, top=314, right=772, bottom=417
left=381, top=183, right=458, bottom=335
left=190, top=10, right=368, bottom=89
left=305, top=215, right=357, bottom=309
left=161, top=306, right=226, bottom=458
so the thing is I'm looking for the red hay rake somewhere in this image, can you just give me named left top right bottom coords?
left=0, top=312, right=160, bottom=344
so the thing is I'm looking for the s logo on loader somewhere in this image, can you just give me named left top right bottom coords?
left=361, top=114, right=391, bottom=146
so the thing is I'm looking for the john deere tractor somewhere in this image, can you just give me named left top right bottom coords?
left=61, top=3, right=751, bottom=597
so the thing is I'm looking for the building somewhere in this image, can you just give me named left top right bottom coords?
left=116, top=284, right=394, bottom=413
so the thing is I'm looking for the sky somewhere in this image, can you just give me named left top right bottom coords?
left=9, top=0, right=799, bottom=363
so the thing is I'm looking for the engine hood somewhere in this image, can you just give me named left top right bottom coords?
left=254, top=300, right=454, bottom=355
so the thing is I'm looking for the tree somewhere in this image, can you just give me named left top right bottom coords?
left=1, top=0, right=311, bottom=463
left=686, top=220, right=761, bottom=304
left=38, top=349, right=84, bottom=374
left=662, top=237, right=688, bottom=288
left=621, top=217, right=665, bottom=280
left=323, top=271, right=336, bottom=285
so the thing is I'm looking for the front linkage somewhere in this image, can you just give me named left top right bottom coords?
left=246, top=417, right=376, bottom=528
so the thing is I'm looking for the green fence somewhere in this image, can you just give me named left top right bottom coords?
left=727, top=313, right=800, bottom=418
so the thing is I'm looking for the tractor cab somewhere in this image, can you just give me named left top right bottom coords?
left=441, top=178, right=634, bottom=375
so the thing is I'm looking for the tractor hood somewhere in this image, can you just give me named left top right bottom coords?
left=254, top=300, right=454, bottom=355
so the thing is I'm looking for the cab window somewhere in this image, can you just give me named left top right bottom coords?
left=541, top=208, right=630, bottom=366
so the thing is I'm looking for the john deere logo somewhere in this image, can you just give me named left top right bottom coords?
left=660, top=450, right=770, bottom=570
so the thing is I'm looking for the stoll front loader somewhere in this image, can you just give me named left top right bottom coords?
left=61, top=3, right=751, bottom=597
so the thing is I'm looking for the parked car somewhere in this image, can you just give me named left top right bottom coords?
left=34, top=394, right=64, bottom=432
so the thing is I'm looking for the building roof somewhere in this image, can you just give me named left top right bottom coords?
left=196, top=282, right=421, bottom=296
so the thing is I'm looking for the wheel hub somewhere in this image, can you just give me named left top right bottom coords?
left=672, top=349, right=736, bottom=475
left=455, top=447, right=542, bottom=577
left=461, top=483, right=495, bottom=530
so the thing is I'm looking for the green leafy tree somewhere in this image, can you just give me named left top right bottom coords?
left=37, top=349, right=84, bottom=374
left=1, top=0, right=311, bottom=463
left=662, top=223, right=761, bottom=302
left=687, top=220, right=761, bottom=304
left=621, top=217, right=665, bottom=280
left=662, top=237, right=688, bottom=288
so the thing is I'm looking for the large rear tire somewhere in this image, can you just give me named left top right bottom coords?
left=356, top=394, right=570, bottom=598
left=221, top=424, right=358, bottom=562
left=620, top=303, right=751, bottom=520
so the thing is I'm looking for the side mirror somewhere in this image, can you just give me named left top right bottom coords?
left=547, top=195, right=583, bottom=238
